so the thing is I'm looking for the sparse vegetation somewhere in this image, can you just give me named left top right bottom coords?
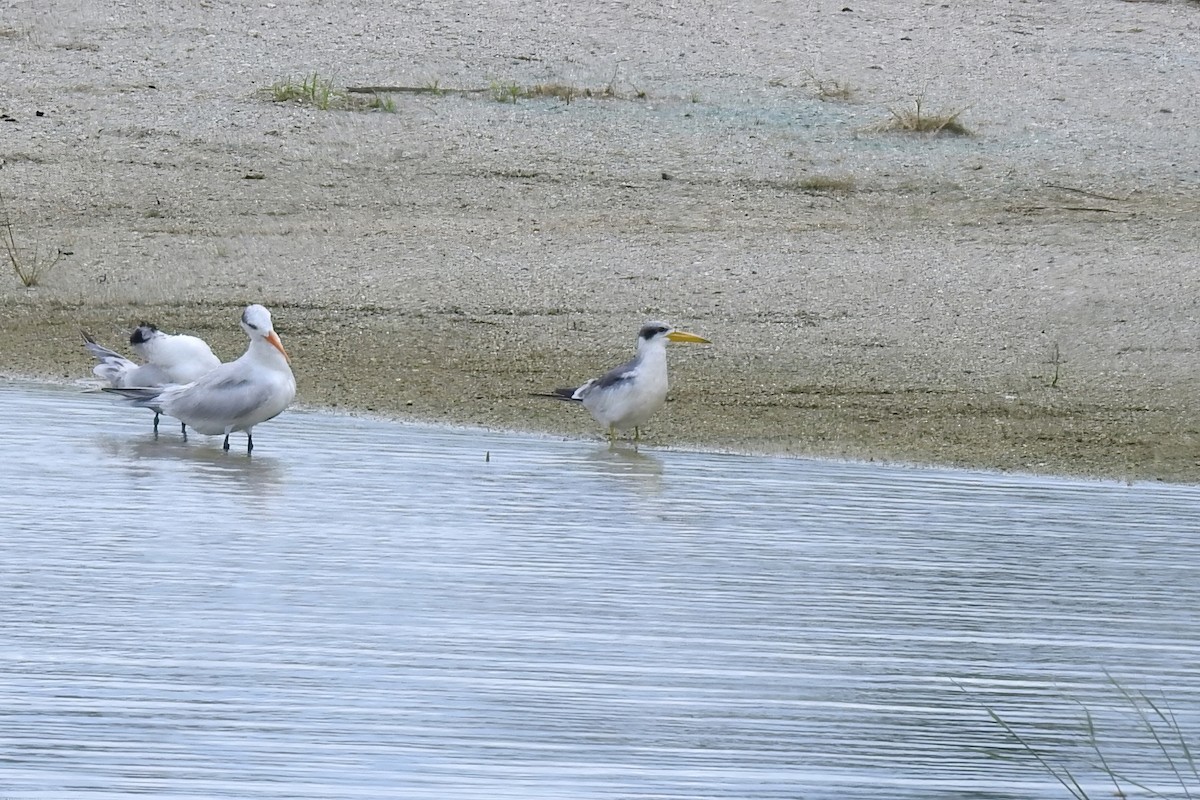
left=269, top=72, right=395, bottom=113
left=795, top=175, right=857, bottom=194
left=271, top=72, right=334, bottom=108
left=878, top=96, right=972, bottom=136
left=768, top=71, right=855, bottom=101
left=1046, top=342, right=1064, bottom=388
left=1, top=191, right=63, bottom=288
left=488, top=79, right=645, bottom=104
left=529, top=83, right=586, bottom=103
left=808, top=74, right=856, bottom=102
left=321, top=74, right=647, bottom=105
left=965, top=675, right=1200, bottom=800
left=490, top=80, right=523, bottom=104
left=366, top=93, right=396, bottom=113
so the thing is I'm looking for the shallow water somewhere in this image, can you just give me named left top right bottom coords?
left=2, top=380, right=1199, bottom=799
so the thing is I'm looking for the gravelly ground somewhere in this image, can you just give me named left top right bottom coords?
left=2, top=0, right=1199, bottom=481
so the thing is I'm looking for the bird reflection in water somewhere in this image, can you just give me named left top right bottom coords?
left=586, top=442, right=664, bottom=496
left=93, top=434, right=286, bottom=500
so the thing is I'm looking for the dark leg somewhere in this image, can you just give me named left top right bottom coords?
left=222, top=434, right=231, bottom=451
left=181, top=422, right=188, bottom=440
left=246, top=431, right=254, bottom=454
left=153, top=412, right=160, bottom=437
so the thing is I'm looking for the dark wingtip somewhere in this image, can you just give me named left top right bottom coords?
left=531, top=388, right=581, bottom=402
left=80, top=329, right=96, bottom=344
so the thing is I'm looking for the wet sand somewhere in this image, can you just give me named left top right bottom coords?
left=2, top=1, right=1199, bottom=481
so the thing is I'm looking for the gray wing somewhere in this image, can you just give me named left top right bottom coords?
left=161, top=375, right=276, bottom=432
left=574, top=357, right=641, bottom=401
left=82, top=332, right=175, bottom=388
left=538, top=355, right=642, bottom=402
left=102, top=386, right=167, bottom=413
left=82, top=332, right=138, bottom=386
left=81, top=335, right=129, bottom=366
left=589, top=356, right=640, bottom=392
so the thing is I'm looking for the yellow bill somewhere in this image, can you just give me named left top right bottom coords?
left=666, top=330, right=711, bottom=344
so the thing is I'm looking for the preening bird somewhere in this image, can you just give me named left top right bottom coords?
left=82, top=322, right=221, bottom=435
left=104, top=305, right=296, bottom=453
left=536, top=321, right=710, bottom=441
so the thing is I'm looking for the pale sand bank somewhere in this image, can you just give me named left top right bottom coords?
left=2, top=1, right=1198, bottom=480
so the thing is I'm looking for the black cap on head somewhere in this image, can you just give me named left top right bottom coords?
left=638, top=322, right=671, bottom=341
left=129, top=323, right=159, bottom=346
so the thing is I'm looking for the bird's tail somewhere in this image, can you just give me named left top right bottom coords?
left=102, top=386, right=167, bottom=412
left=81, top=330, right=137, bottom=386
left=531, top=387, right=582, bottom=403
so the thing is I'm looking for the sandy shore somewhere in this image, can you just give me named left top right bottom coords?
left=2, top=0, right=1199, bottom=481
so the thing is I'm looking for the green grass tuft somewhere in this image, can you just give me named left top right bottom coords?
left=366, top=93, right=396, bottom=113
left=271, top=72, right=335, bottom=109
left=489, top=80, right=522, bottom=104
left=269, top=72, right=395, bottom=113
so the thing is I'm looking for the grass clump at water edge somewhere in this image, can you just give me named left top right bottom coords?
left=961, top=674, right=1200, bottom=799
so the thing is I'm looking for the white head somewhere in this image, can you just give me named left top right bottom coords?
left=241, top=304, right=289, bottom=361
left=635, top=320, right=711, bottom=352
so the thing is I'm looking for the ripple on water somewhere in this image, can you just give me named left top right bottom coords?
left=1, top=381, right=1199, bottom=799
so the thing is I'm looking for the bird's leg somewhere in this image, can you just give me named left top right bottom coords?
left=246, top=432, right=254, bottom=454
left=222, top=434, right=231, bottom=451
left=180, top=422, right=188, bottom=440
left=153, top=412, right=160, bottom=437
left=607, top=425, right=616, bottom=442
left=634, top=427, right=641, bottom=442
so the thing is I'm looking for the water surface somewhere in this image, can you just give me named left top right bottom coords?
left=2, top=381, right=1198, bottom=799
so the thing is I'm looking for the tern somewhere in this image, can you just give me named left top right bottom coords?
left=536, top=321, right=710, bottom=441
left=82, top=322, right=221, bottom=435
left=104, top=304, right=296, bottom=453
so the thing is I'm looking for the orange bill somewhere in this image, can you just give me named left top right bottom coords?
left=267, top=330, right=290, bottom=361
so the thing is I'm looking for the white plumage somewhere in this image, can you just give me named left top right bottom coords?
left=539, top=321, right=710, bottom=440
left=105, top=305, right=296, bottom=453
left=83, top=322, right=221, bottom=434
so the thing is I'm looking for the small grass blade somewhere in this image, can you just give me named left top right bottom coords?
left=984, top=707, right=1091, bottom=800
